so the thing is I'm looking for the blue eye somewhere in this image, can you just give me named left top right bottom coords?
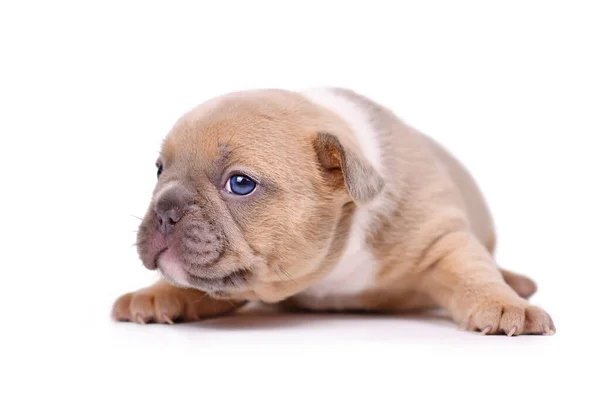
left=226, top=174, right=256, bottom=195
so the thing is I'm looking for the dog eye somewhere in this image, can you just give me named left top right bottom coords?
left=225, top=174, right=256, bottom=195
left=156, top=162, right=163, bottom=178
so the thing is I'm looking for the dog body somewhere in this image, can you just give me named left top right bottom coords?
left=291, top=87, right=494, bottom=312
left=113, top=87, right=554, bottom=335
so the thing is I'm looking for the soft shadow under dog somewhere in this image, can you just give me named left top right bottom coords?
left=194, top=303, right=455, bottom=331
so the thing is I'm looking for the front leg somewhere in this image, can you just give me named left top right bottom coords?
left=417, top=231, right=555, bottom=336
left=112, top=279, right=245, bottom=324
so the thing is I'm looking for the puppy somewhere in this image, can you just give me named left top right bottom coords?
left=112, top=87, right=554, bottom=336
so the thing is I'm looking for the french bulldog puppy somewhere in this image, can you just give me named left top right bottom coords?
left=112, top=87, right=554, bottom=336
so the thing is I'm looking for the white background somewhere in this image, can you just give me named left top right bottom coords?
left=1, top=1, right=599, bottom=399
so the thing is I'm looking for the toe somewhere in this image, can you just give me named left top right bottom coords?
left=129, top=293, right=156, bottom=323
left=112, top=292, right=134, bottom=321
left=499, top=305, right=525, bottom=336
left=154, top=293, right=184, bottom=324
left=524, top=306, right=554, bottom=335
left=472, top=306, right=502, bottom=334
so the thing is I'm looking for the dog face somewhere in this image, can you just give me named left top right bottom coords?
left=135, top=90, right=384, bottom=302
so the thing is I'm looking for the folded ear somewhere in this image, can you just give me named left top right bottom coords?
left=313, top=132, right=385, bottom=204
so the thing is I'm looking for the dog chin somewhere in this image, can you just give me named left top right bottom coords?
left=157, top=250, right=191, bottom=287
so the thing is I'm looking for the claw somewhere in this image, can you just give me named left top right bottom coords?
left=135, top=313, right=146, bottom=325
left=481, top=326, right=492, bottom=335
left=507, top=326, right=517, bottom=337
left=163, top=314, right=174, bottom=325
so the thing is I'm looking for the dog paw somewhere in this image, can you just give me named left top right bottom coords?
left=459, top=297, right=555, bottom=336
left=111, top=281, right=242, bottom=324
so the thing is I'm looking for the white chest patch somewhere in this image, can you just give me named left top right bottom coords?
left=302, top=208, right=379, bottom=298
left=299, top=87, right=383, bottom=299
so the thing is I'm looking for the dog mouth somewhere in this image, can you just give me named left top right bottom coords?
left=150, top=241, right=253, bottom=293
left=186, top=268, right=253, bottom=292
left=138, top=215, right=254, bottom=294
left=152, top=248, right=168, bottom=270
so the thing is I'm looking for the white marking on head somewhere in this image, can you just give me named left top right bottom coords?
left=301, top=87, right=383, bottom=174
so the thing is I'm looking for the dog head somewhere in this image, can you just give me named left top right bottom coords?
left=135, top=89, right=384, bottom=302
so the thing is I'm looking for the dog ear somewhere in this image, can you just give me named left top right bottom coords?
left=313, top=132, right=385, bottom=204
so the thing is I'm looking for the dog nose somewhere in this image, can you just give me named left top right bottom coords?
left=154, top=183, right=194, bottom=236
